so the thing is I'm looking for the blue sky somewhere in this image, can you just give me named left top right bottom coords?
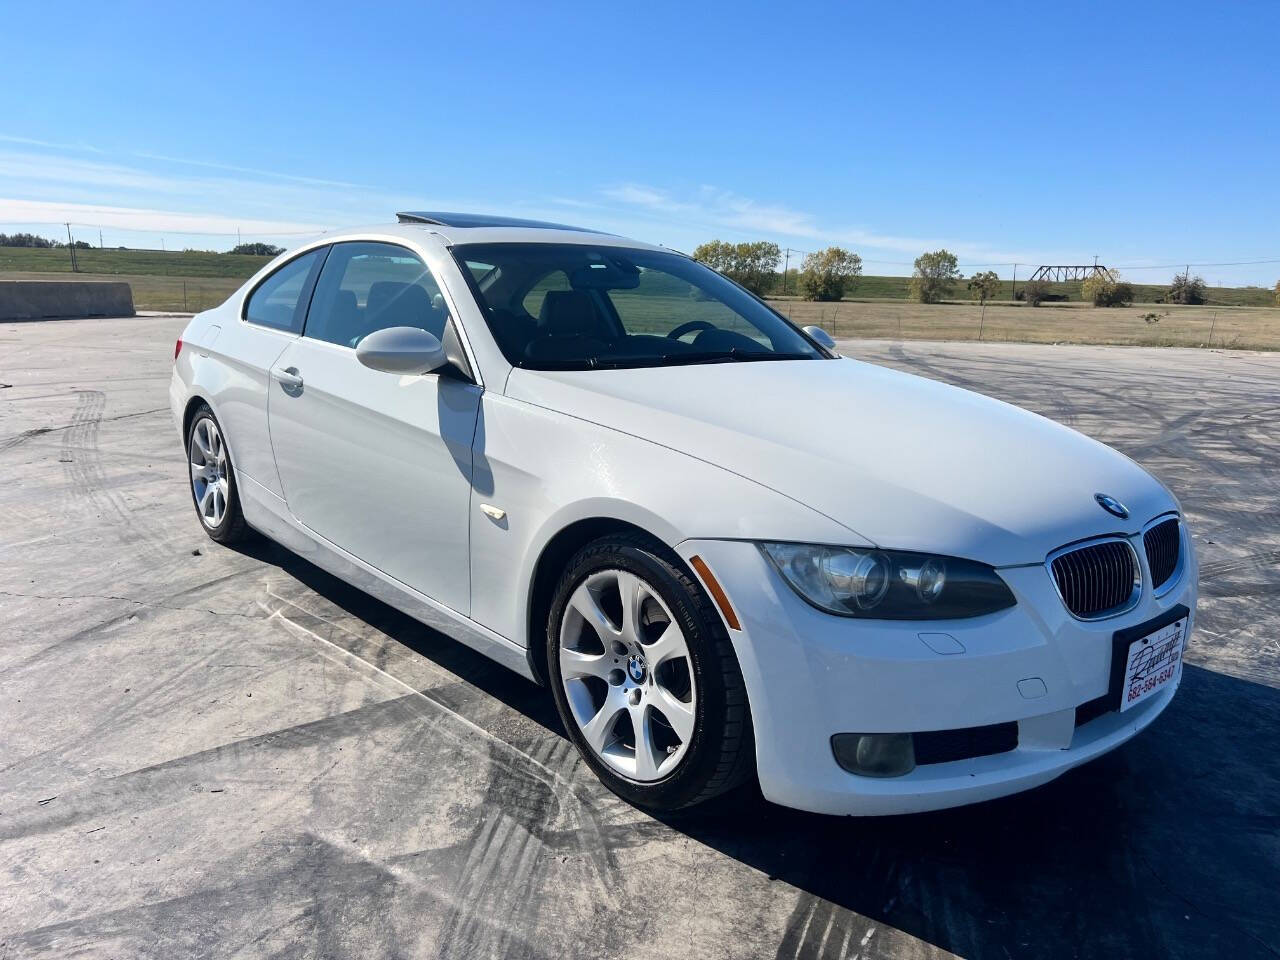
left=1, top=0, right=1277, bottom=285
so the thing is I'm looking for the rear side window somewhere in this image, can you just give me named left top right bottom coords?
left=244, top=249, right=325, bottom=333
left=304, top=242, right=449, bottom=348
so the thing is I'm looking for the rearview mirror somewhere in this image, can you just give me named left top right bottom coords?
left=803, top=325, right=837, bottom=350
left=568, top=258, right=641, bottom=291
left=356, top=326, right=447, bottom=375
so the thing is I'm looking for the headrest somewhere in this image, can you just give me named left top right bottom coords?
left=367, top=281, right=431, bottom=328
left=538, top=290, right=608, bottom=339
left=333, top=289, right=358, bottom=318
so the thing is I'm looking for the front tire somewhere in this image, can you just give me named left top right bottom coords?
left=186, top=403, right=250, bottom=544
left=547, top=532, right=754, bottom=811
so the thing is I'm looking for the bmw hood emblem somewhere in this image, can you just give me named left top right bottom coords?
left=1095, top=493, right=1129, bottom=519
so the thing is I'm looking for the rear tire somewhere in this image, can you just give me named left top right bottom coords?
left=547, top=532, right=754, bottom=811
left=186, top=403, right=251, bottom=544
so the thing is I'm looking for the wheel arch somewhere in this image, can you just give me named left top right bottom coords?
left=181, top=393, right=213, bottom=444
left=524, top=515, right=681, bottom=686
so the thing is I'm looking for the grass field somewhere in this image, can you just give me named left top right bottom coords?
left=0, top=246, right=273, bottom=279
left=4, top=245, right=1279, bottom=347
left=0, top=246, right=275, bottom=312
left=775, top=272, right=1277, bottom=306
left=0, top=269, right=246, bottom=312
left=0, top=247, right=274, bottom=312
left=769, top=298, right=1280, bottom=350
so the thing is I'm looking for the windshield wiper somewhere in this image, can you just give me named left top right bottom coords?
left=654, top=349, right=813, bottom=367
left=522, top=349, right=813, bottom=371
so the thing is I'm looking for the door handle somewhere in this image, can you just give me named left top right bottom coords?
left=272, top=366, right=304, bottom=391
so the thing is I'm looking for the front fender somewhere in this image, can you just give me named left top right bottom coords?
left=468, top=392, right=865, bottom=647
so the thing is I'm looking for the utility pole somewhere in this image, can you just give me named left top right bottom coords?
left=64, top=222, right=77, bottom=272
left=781, top=247, right=791, bottom=296
left=98, top=229, right=103, bottom=249
left=1011, top=263, right=1017, bottom=302
left=237, top=227, right=242, bottom=248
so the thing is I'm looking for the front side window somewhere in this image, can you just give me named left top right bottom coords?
left=451, top=243, right=823, bottom=370
left=305, top=241, right=449, bottom=348
left=243, top=248, right=325, bottom=333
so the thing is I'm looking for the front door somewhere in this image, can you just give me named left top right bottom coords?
left=267, top=240, right=480, bottom=614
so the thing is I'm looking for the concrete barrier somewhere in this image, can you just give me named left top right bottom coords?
left=0, top=281, right=135, bottom=321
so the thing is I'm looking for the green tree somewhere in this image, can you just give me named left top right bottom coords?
left=228, top=242, right=285, bottom=257
left=1167, top=271, right=1207, bottom=305
left=691, top=240, right=782, bottom=296
left=1081, top=270, right=1134, bottom=307
left=1022, top=279, right=1050, bottom=307
left=692, top=240, right=734, bottom=273
left=966, top=270, right=1000, bottom=303
left=909, top=249, right=961, bottom=303
left=0, top=232, right=56, bottom=248
left=800, top=247, right=863, bottom=301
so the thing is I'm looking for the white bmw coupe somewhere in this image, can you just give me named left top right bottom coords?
left=170, top=212, right=1196, bottom=814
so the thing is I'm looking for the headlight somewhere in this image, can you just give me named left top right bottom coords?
left=759, top=542, right=1016, bottom=620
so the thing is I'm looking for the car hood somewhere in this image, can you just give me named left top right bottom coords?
left=505, top=357, right=1174, bottom=566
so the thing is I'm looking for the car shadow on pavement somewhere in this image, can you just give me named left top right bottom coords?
left=233, top=536, right=565, bottom=734
left=662, top=663, right=1280, bottom=959
left=236, top=538, right=1279, bottom=960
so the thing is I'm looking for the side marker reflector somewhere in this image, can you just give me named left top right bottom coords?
left=689, top=555, right=741, bottom=631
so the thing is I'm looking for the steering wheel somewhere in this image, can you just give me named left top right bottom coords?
left=666, top=319, right=716, bottom=341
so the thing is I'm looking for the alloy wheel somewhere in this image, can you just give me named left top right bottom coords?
left=189, top=417, right=229, bottom=529
left=558, top=569, right=697, bottom=781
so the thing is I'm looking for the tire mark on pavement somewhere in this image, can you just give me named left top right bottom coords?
left=776, top=892, right=879, bottom=960
left=59, top=389, right=170, bottom=560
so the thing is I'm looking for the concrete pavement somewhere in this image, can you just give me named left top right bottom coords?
left=1, top=316, right=1277, bottom=959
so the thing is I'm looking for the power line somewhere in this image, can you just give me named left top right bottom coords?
left=1111, top=258, right=1280, bottom=270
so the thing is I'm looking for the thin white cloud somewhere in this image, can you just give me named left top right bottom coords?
left=0, top=197, right=325, bottom=237
left=599, top=181, right=1062, bottom=267
left=0, top=136, right=1133, bottom=272
left=0, top=134, right=104, bottom=153
left=131, top=151, right=372, bottom=190
left=0, top=150, right=198, bottom=195
left=601, top=184, right=819, bottom=238
left=0, top=143, right=416, bottom=239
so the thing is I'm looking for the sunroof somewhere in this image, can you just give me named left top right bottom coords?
left=396, top=211, right=595, bottom=232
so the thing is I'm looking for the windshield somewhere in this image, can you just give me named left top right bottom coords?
left=451, top=242, right=826, bottom=370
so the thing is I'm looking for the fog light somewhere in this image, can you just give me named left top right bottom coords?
left=831, top=733, right=916, bottom=777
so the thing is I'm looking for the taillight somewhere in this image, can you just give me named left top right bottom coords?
left=174, top=338, right=183, bottom=361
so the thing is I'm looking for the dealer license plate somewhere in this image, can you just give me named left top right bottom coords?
left=1120, top=617, right=1185, bottom=712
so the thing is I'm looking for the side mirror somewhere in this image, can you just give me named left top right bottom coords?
left=803, top=325, right=837, bottom=350
left=356, top=326, right=447, bottom=375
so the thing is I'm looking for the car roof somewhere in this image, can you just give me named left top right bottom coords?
left=396, top=211, right=598, bottom=231
left=306, top=215, right=669, bottom=253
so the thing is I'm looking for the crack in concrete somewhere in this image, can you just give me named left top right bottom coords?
left=0, top=588, right=270, bottom=622
left=0, top=406, right=169, bottom=448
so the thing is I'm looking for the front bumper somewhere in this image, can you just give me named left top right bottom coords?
left=677, top=533, right=1197, bottom=816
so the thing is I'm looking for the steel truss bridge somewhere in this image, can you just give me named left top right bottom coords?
left=1027, top=264, right=1115, bottom=282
